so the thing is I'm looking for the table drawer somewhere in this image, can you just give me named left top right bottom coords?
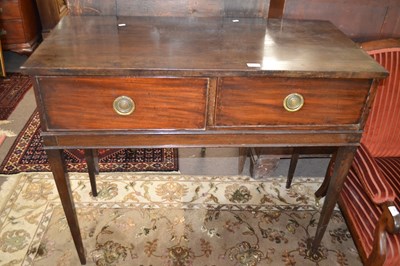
left=0, top=1, right=21, bottom=20
left=38, top=77, right=208, bottom=130
left=0, top=20, right=25, bottom=44
left=215, top=77, right=371, bottom=128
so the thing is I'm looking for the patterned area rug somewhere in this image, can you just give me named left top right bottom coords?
left=0, top=111, right=178, bottom=174
left=0, top=173, right=362, bottom=265
left=0, top=73, right=32, bottom=120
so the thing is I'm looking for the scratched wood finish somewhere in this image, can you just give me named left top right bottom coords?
left=22, top=16, right=387, bottom=79
left=215, top=77, right=371, bottom=127
left=38, top=77, right=208, bottom=130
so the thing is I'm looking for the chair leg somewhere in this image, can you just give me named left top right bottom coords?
left=84, top=149, right=98, bottom=197
left=286, top=150, right=299, bottom=188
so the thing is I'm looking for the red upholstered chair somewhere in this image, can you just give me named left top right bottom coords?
left=338, top=39, right=400, bottom=266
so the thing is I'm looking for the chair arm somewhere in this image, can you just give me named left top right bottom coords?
left=352, top=143, right=396, bottom=204
left=367, top=203, right=400, bottom=266
left=383, top=203, right=400, bottom=234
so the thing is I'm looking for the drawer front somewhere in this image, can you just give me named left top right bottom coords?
left=0, top=20, right=26, bottom=44
left=0, top=2, right=21, bottom=20
left=38, top=77, right=208, bottom=130
left=215, top=77, right=371, bottom=127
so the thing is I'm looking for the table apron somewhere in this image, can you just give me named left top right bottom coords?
left=41, top=132, right=361, bottom=149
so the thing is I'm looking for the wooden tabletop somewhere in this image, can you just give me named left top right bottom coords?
left=22, top=16, right=387, bottom=78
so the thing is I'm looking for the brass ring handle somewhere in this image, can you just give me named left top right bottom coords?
left=113, top=96, right=135, bottom=115
left=283, top=93, right=304, bottom=112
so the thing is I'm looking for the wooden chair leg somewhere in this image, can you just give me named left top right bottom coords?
left=84, top=149, right=98, bottom=197
left=286, top=150, right=299, bottom=188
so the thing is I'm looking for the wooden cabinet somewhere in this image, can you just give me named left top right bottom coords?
left=35, top=0, right=68, bottom=36
left=0, top=0, right=41, bottom=54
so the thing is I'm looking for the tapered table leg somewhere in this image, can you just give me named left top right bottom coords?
left=311, top=146, right=357, bottom=254
left=46, top=149, right=86, bottom=265
left=93, top=149, right=99, bottom=175
left=286, top=149, right=299, bottom=188
left=84, top=149, right=98, bottom=196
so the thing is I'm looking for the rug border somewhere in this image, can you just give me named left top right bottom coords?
left=0, top=73, right=32, bottom=120
left=0, top=109, right=37, bottom=171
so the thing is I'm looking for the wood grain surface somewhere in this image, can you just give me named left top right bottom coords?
left=22, top=16, right=387, bottom=78
left=38, top=77, right=208, bottom=130
left=215, top=77, right=371, bottom=127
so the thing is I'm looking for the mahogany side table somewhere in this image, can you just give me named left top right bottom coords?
left=21, top=16, right=387, bottom=264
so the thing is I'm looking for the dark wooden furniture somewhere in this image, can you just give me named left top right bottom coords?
left=21, top=16, right=387, bottom=264
left=0, top=41, right=5, bottom=77
left=0, top=0, right=41, bottom=54
left=35, top=0, right=68, bottom=36
left=337, top=39, right=400, bottom=266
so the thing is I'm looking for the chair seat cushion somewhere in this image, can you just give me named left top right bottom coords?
left=353, top=144, right=396, bottom=204
left=339, top=156, right=400, bottom=265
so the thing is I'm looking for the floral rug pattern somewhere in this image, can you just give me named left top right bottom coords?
left=0, top=173, right=361, bottom=265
